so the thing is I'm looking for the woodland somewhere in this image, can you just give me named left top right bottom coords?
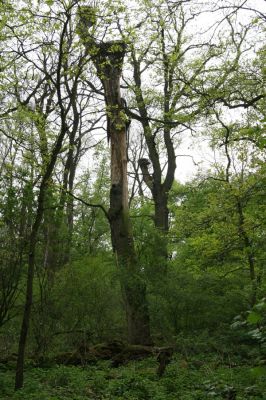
left=0, top=0, right=265, bottom=399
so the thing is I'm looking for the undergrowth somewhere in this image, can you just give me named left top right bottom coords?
left=0, top=351, right=265, bottom=400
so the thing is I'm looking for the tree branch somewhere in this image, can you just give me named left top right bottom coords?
left=66, top=190, right=110, bottom=222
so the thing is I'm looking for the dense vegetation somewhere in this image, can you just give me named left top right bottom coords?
left=0, top=0, right=265, bottom=398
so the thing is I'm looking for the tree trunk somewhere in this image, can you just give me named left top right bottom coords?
left=15, top=119, right=68, bottom=389
left=138, top=158, right=170, bottom=265
left=15, top=200, right=43, bottom=389
left=77, top=9, right=152, bottom=345
left=236, top=199, right=257, bottom=306
left=15, top=14, right=71, bottom=386
left=133, top=56, right=176, bottom=265
left=103, top=46, right=152, bottom=345
left=154, top=195, right=169, bottom=232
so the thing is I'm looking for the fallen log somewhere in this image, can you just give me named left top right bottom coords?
left=54, top=341, right=155, bottom=366
left=54, top=341, right=173, bottom=375
left=0, top=342, right=174, bottom=377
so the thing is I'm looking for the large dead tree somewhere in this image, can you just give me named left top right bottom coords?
left=77, top=6, right=152, bottom=346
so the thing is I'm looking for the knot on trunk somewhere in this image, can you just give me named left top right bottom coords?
left=138, top=158, right=153, bottom=189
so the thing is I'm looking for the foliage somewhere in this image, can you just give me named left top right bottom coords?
left=0, top=0, right=265, bottom=393
left=231, top=297, right=266, bottom=375
left=1, top=351, right=266, bottom=399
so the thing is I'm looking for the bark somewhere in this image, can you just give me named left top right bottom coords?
left=157, top=347, right=173, bottom=377
left=12, top=342, right=173, bottom=371
left=103, top=47, right=151, bottom=345
left=15, top=16, right=70, bottom=389
left=15, top=123, right=68, bottom=389
left=58, top=53, right=83, bottom=263
left=236, top=199, right=257, bottom=306
left=132, top=27, right=177, bottom=237
left=59, top=136, right=77, bottom=265
left=153, top=187, right=169, bottom=233
left=78, top=7, right=152, bottom=345
left=133, top=54, right=176, bottom=264
left=138, top=158, right=169, bottom=262
left=138, top=155, right=170, bottom=264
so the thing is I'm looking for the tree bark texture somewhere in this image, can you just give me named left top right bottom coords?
left=101, top=45, right=151, bottom=345
left=133, top=55, right=176, bottom=265
left=236, top=199, right=257, bottom=306
left=77, top=8, right=152, bottom=345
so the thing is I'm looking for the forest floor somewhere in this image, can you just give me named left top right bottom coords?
left=0, top=351, right=265, bottom=400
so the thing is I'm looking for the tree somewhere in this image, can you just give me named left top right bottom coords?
left=114, top=0, right=259, bottom=265
left=0, top=1, right=96, bottom=388
left=77, top=5, right=152, bottom=345
left=172, top=150, right=266, bottom=307
left=0, top=0, right=265, bottom=390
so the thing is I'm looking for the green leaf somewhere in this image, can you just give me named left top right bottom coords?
left=250, top=366, right=266, bottom=378
left=247, top=311, right=262, bottom=324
